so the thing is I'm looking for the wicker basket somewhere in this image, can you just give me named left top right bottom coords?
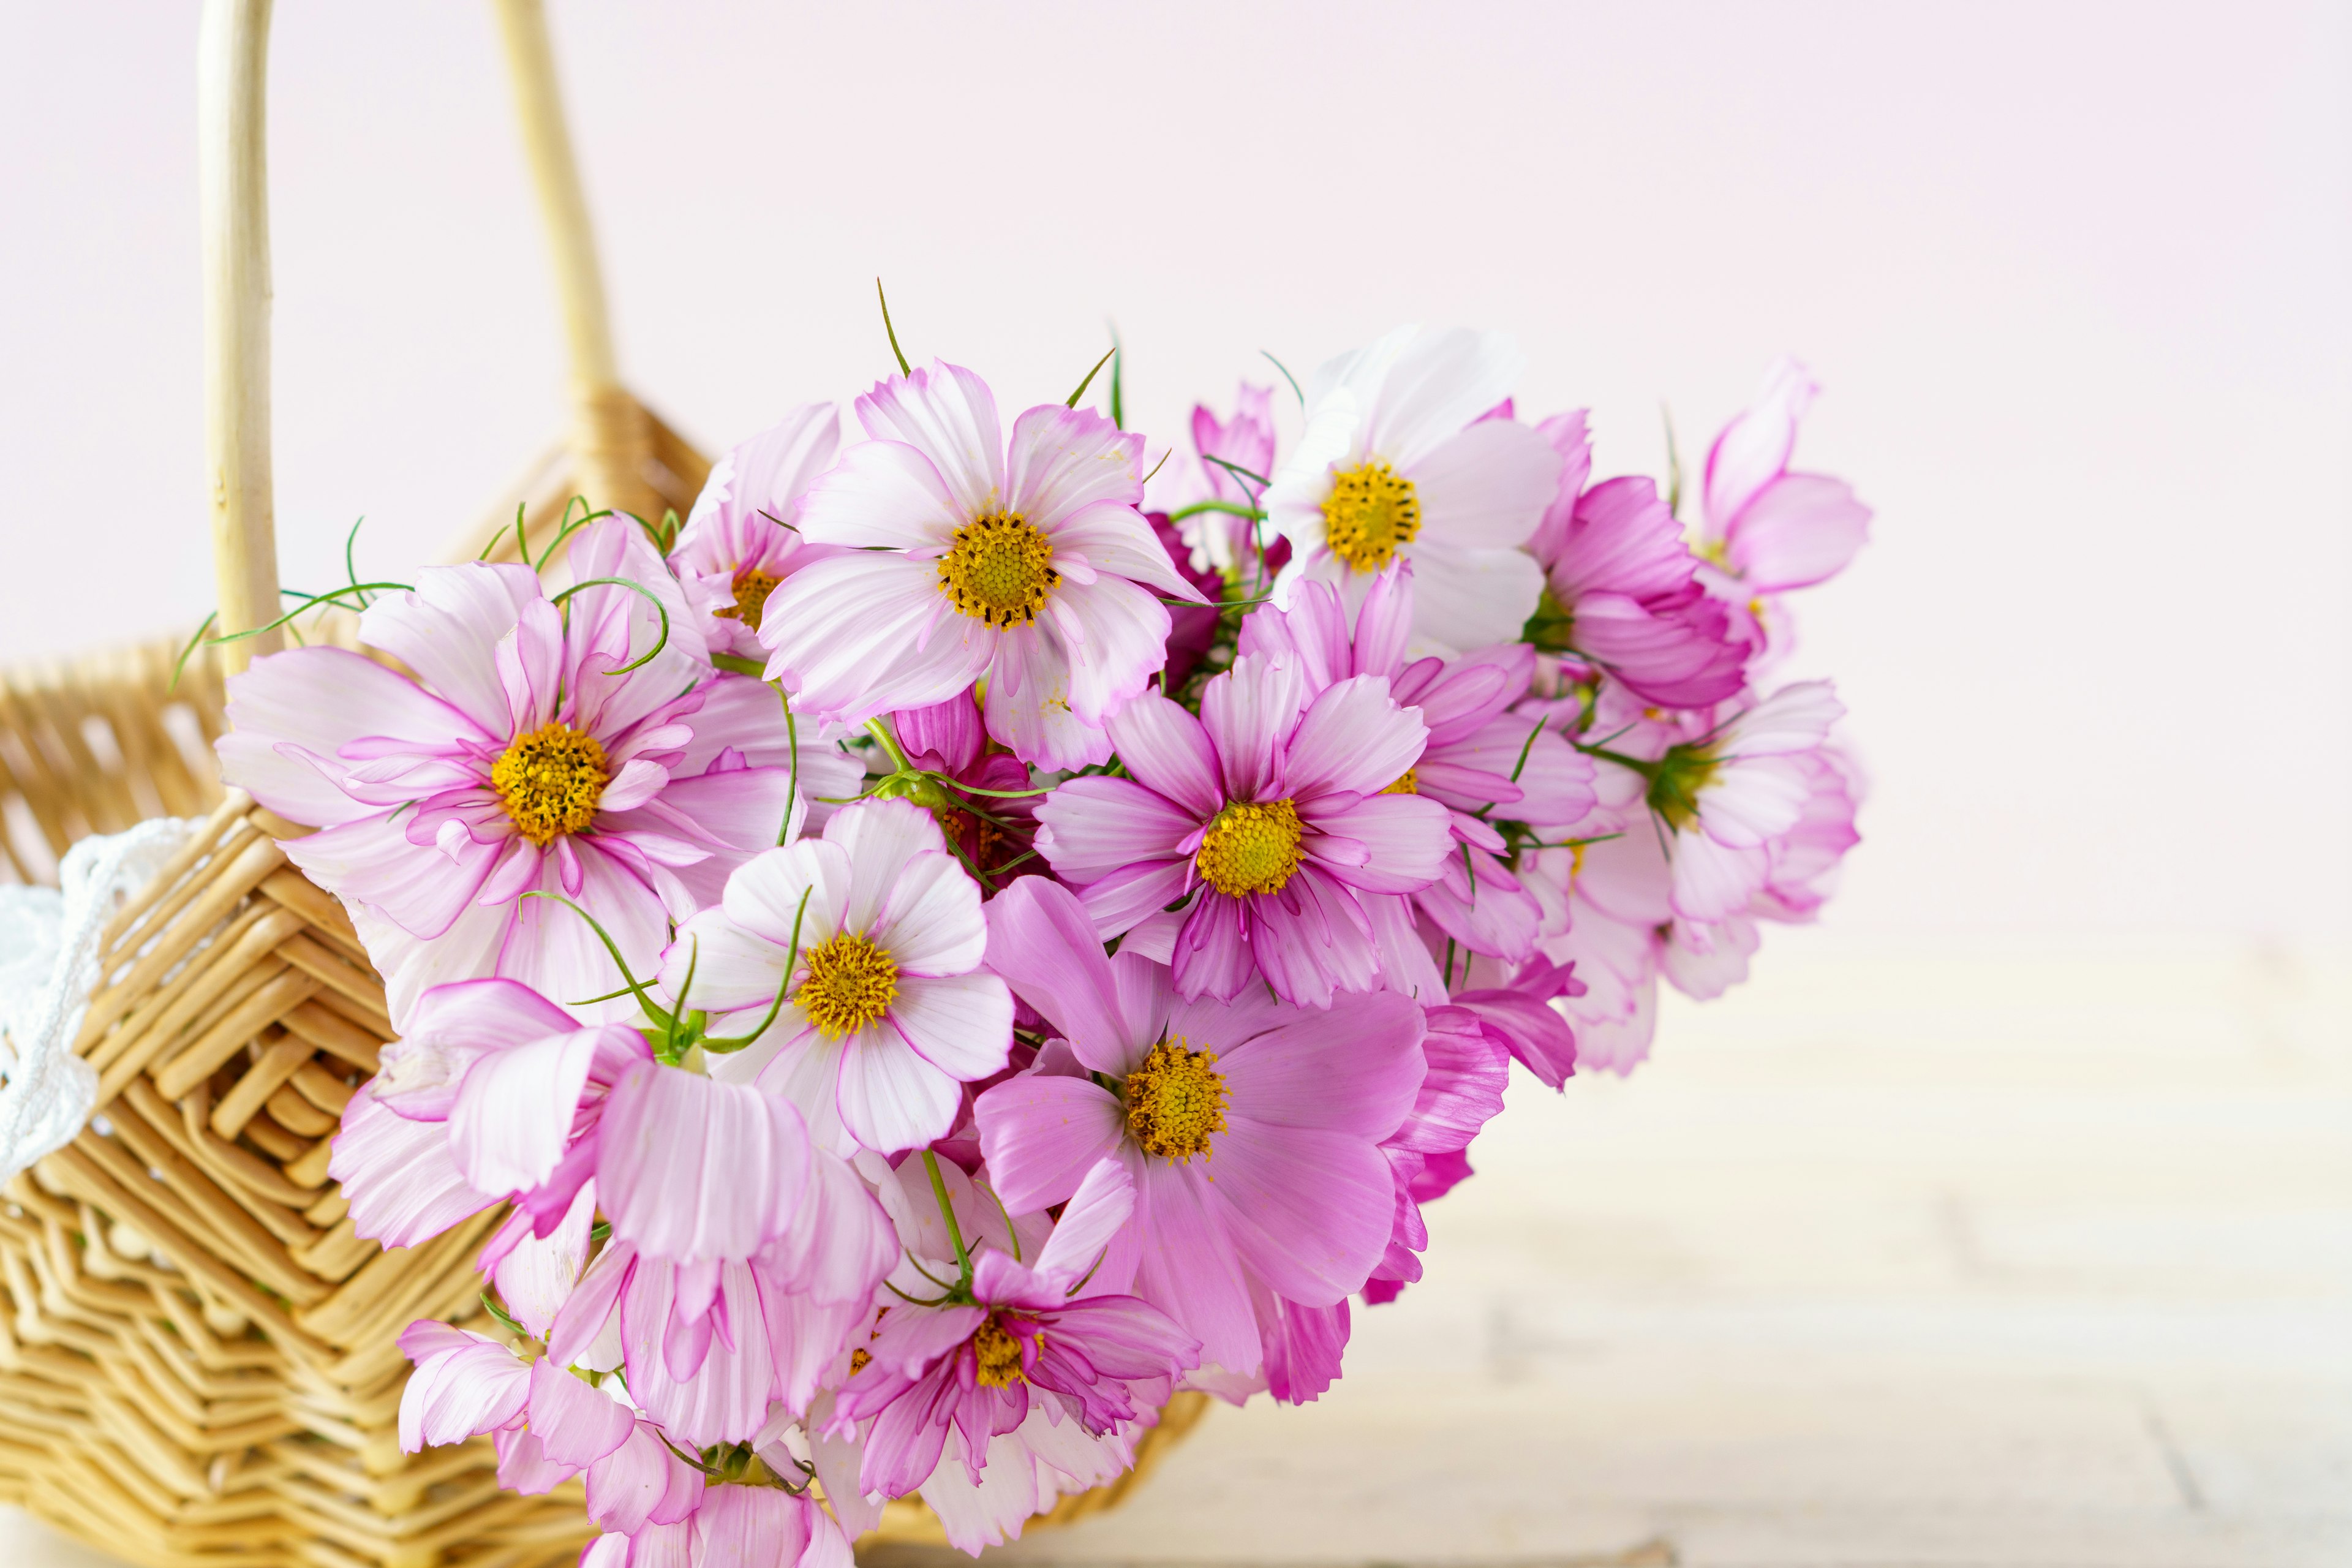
left=0, top=4, right=1202, bottom=1562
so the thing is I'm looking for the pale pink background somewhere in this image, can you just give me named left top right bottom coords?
left=1, top=1, right=2345, bottom=953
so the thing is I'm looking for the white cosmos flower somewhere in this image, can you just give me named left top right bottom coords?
left=659, top=798, right=1013, bottom=1156
left=1264, top=325, right=1562, bottom=655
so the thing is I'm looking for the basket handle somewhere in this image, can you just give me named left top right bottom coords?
left=197, top=0, right=657, bottom=678
left=198, top=0, right=277, bottom=677
left=490, top=0, right=664, bottom=531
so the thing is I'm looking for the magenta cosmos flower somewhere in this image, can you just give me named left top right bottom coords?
left=672, top=401, right=844, bottom=661
left=1237, top=567, right=1595, bottom=986
left=1522, top=410, right=1749, bottom=709
left=218, top=518, right=859, bottom=1025
left=760, top=362, right=1207, bottom=769
left=663, top=799, right=1013, bottom=1155
left=1262, top=325, right=1562, bottom=655
left=1035, top=652, right=1452, bottom=1007
left=973, top=878, right=1426, bottom=1378
left=832, top=1161, right=1199, bottom=1500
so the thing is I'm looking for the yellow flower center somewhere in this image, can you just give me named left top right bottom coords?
left=490, top=723, right=610, bottom=846
left=796, top=933, right=899, bottom=1038
left=1321, top=460, right=1421, bottom=573
left=1123, top=1038, right=1229, bottom=1162
left=1382, top=769, right=1419, bottom=794
left=937, top=512, right=1060, bottom=629
left=971, top=1316, right=1035, bottom=1388
left=714, top=567, right=780, bottom=631
left=1194, top=799, right=1305, bottom=897
left=849, top=1347, right=872, bottom=1376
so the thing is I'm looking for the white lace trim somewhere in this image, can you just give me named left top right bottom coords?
left=0, top=818, right=195, bottom=1185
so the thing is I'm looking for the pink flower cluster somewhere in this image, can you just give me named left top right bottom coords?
left=218, top=328, right=1864, bottom=1562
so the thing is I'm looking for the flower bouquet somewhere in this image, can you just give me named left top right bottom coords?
left=217, top=318, right=1865, bottom=1565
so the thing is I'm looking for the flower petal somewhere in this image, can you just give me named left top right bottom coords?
left=358, top=563, right=543, bottom=737
left=761, top=553, right=992, bottom=725
left=1405, top=417, right=1561, bottom=551
left=1281, top=674, right=1428, bottom=802
left=1004, top=402, right=1145, bottom=527
left=888, top=971, right=1013, bottom=1080
left=834, top=1023, right=963, bottom=1153
left=974, top=1074, right=1126, bottom=1214
left=1101, top=692, right=1222, bottom=819
left=597, top=1061, right=810, bottom=1262
left=796, top=438, right=962, bottom=550
left=854, top=361, right=1005, bottom=519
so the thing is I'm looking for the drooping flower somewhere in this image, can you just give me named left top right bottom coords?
left=217, top=516, right=859, bottom=1025
left=832, top=1161, right=1200, bottom=1500
left=673, top=402, right=845, bottom=660
left=1694, top=360, right=1872, bottom=654
left=662, top=798, right=1014, bottom=1155
left=973, top=877, right=1426, bottom=1379
left=1035, top=652, right=1453, bottom=1006
left=1360, top=1003, right=1511, bottom=1306
left=541, top=1142, right=899, bottom=1447
left=1262, top=326, right=1562, bottom=654
left=1236, top=567, right=1595, bottom=988
left=1521, top=412, right=1749, bottom=708
left=760, top=363, right=1208, bottom=769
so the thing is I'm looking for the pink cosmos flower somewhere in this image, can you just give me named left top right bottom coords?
left=404, top=1322, right=862, bottom=1568
left=1523, top=412, right=1749, bottom=709
left=663, top=799, right=1014, bottom=1155
left=398, top=1321, right=710, bottom=1538
left=832, top=1161, right=1200, bottom=1499
left=1630, top=680, right=1847, bottom=923
left=972, top=878, right=1426, bottom=1378
left=1237, top=567, right=1594, bottom=990
left=673, top=402, right=845, bottom=662
left=542, top=1139, right=898, bottom=1447
left=355, top=979, right=900, bottom=1452
left=1694, top=360, right=1872, bottom=656
left=1034, top=652, right=1453, bottom=1007
left=217, top=517, right=859, bottom=1026
left=760, top=363, right=1208, bottom=769
left=809, top=1156, right=1166, bottom=1554
left=1700, top=360, right=1872, bottom=594
left=1263, top=326, right=1562, bottom=654
left=1522, top=705, right=1858, bottom=1072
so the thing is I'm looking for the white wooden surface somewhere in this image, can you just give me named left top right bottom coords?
left=9, top=943, right=2347, bottom=1567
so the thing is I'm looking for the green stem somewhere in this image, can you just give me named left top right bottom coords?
left=1164, top=499, right=1264, bottom=525
left=922, top=1150, right=971, bottom=1283
left=865, top=717, right=914, bottom=774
